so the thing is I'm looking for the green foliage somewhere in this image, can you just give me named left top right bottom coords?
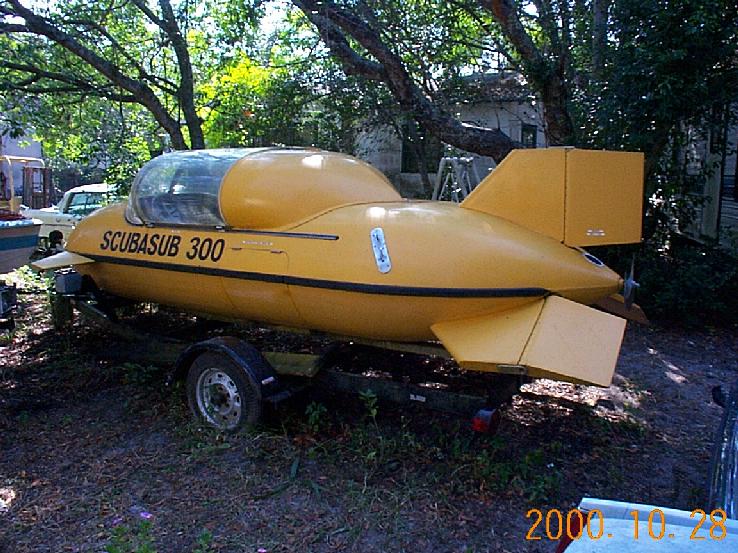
left=432, top=431, right=561, bottom=502
left=200, top=54, right=306, bottom=147
left=637, top=239, right=738, bottom=323
left=120, top=363, right=162, bottom=386
left=105, top=520, right=156, bottom=553
left=193, top=529, right=215, bottom=553
left=305, top=401, right=329, bottom=433
left=0, top=0, right=175, bottom=191
left=200, top=0, right=265, bottom=52
left=594, top=226, right=738, bottom=324
left=337, top=418, right=562, bottom=502
left=3, top=266, right=50, bottom=291
left=358, top=389, right=379, bottom=423
left=578, top=0, right=737, bottom=150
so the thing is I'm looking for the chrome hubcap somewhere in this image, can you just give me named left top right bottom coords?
left=196, top=368, right=241, bottom=430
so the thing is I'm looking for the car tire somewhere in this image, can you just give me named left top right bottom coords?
left=708, top=378, right=738, bottom=517
left=186, top=351, right=262, bottom=432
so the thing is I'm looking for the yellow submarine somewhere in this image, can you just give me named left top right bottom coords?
left=36, top=147, right=644, bottom=392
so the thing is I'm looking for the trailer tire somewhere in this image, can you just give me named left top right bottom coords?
left=48, top=231, right=63, bottom=252
left=186, top=351, right=262, bottom=432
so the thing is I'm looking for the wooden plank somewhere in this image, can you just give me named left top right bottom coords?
left=263, top=351, right=321, bottom=377
left=347, top=337, right=450, bottom=358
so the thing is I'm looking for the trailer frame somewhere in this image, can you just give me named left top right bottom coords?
left=56, top=280, right=526, bottom=433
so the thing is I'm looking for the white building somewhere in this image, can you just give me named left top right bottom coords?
left=355, top=73, right=546, bottom=197
left=682, top=112, right=738, bottom=246
left=0, top=133, right=42, bottom=159
left=1, top=133, right=43, bottom=195
left=0, top=132, right=50, bottom=209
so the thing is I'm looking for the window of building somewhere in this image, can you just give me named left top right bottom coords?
left=401, top=123, right=444, bottom=174
left=521, top=124, right=538, bottom=148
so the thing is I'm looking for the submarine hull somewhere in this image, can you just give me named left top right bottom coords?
left=34, top=146, right=644, bottom=387
left=68, top=201, right=621, bottom=342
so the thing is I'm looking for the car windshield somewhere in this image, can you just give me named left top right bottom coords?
left=66, top=192, right=105, bottom=216
left=129, top=149, right=264, bottom=226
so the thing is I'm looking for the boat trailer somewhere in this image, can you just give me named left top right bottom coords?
left=55, top=276, right=524, bottom=435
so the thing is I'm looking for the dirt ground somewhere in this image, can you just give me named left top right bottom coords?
left=1, top=290, right=737, bottom=553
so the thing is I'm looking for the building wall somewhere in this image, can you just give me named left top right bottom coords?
left=355, top=100, right=546, bottom=198
left=0, top=134, right=43, bottom=196
left=0, top=134, right=42, bottom=159
left=354, top=126, right=403, bottom=180
left=681, top=112, right=737, bottom=245
left=723, top=118, right=737, bottom=189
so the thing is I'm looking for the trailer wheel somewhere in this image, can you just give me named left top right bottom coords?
left=186, top=352, right=261, bottom=431
left=48, top=231, right=63, bottom=252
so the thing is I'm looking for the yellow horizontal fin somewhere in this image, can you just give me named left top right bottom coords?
left=431, top=296, right=626, bottom=387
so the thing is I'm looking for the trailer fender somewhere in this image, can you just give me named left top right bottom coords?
left=169, top=336, right=282, bottom=401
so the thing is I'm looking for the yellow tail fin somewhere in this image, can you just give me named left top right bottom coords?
left=460, top=148, right=644, bottom=247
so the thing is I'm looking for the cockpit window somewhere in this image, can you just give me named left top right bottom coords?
left=128, top=149, right=258, bottom=226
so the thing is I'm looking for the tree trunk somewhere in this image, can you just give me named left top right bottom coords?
left=483, top=0, right=575, bottom=146
left=540, top=76, right=575, bottom=145
left=592, top=0, right=610, bottom=80
left=406, top=122, right=434, bottom=198
left=157, top=0, right=204, bottom=149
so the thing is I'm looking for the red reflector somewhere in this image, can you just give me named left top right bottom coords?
left=471, top=408, right=501, bottom=434
left=471, top=415, right=489, bottom=432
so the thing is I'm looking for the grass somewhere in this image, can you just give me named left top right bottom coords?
left=105, top=520, right=156, bottom=553
left=288, top=404, right=565, bottom=505
left=104, top=519, right=216, bottom=553
left=4, top=289, right=732, bottom=552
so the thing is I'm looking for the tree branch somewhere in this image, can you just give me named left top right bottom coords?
left=591, top=0, right=610, bottom=79
left=531, top=0, right=560, bottom=56
left=0, top=60, right=136, bottom=102
left=60, top=16, right=180, bottom=95
left=294, top=0, right=386, bottom=81
left=482, top=0, right=574, bottom=144
left=294, top=0, right=518, bottom=161
left=1, top=60, right=96, bottom=86
left=4, top=0, right=187, bottom=149
left=1, top=81, right=137, bottom=101
left=129, top=0, right=166, bottom=28
left=481, top=0, right=550, bottom=82
left=0, top=22, right=29, bottom=33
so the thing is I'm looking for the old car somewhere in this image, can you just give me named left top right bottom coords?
left=22, top=183, right=110, bottom=249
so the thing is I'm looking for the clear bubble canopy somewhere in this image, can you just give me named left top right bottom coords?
left=126, top=147, right=401, bottom=230
left=127, top=148, right=267, bottom=227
